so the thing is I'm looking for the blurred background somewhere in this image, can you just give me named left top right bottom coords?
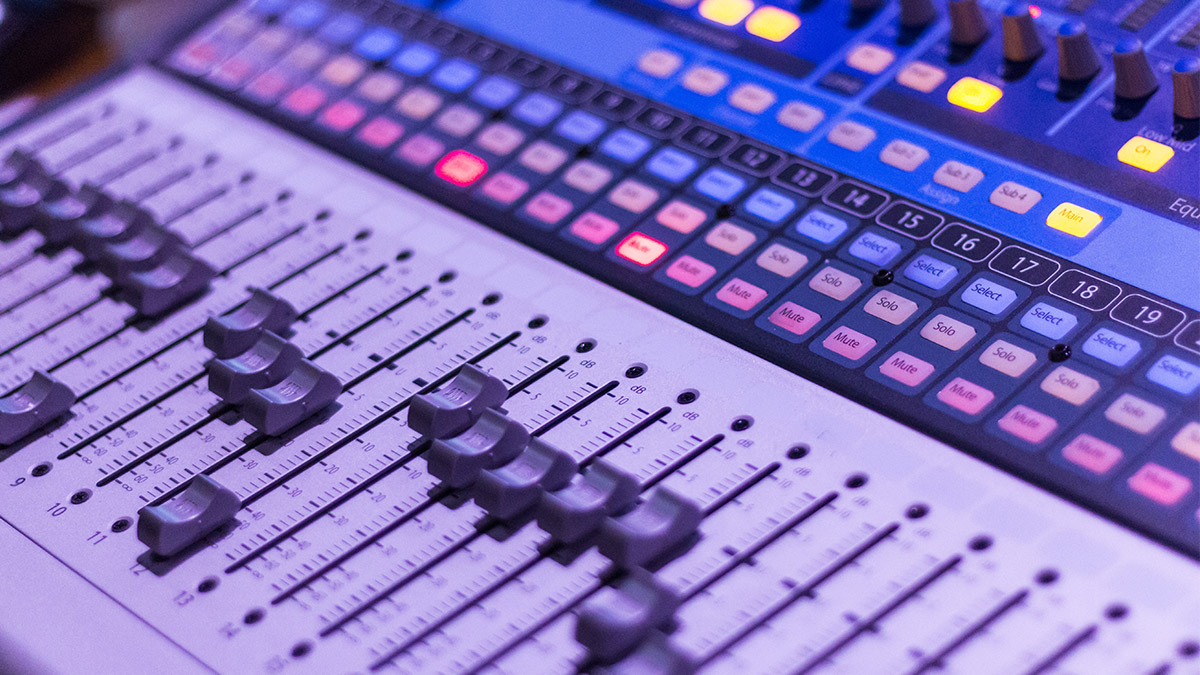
left=0, top=0, right=221, bottom=129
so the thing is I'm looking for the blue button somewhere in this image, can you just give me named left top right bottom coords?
left=470, top=75, right=521, bottom=110
left=693, top=168, right=747, bottom=202
left=318, top=13, right=364, bottom=45
left=793, top=209, right=849, bottom=244
left=599, top=129, right=653, bottom=164
left=282, top=0, right=327, bottom=28
left=390, top=43, right=440, bottom=76
left=903, top=254, right=959, bottom=291
left=431, top=59, right=480, bottom=93
left=1082, top=328, right=1142, bottom=367
left=353, top=26, right=402, bottom=61
left=512, top=93, right=563, bottom=127
left=645, top=148, right=698, bottom=184
left=1020, top=302, right=1079, bottom=340
left=554, top=110, right=607, bottom=144
left=960, top=278, right=1018, bottom=315
left=848, top=231, right=901, bottom=266
left=743, top=188, right=797, bottom=224
left=1147, top=355, right=1200, bottom=395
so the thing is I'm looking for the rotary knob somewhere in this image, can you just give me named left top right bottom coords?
left=1056, top=22, right=1101, bottom=82
left=1001, top=4, right=1044, bottom=64
left=899, top=0, right=937, bottom=30
left=1112, top=38, right=1158, bottom=100
left=1173, top=56, right=1200, bottom=120
left=948, top=0, right=990, bottom=48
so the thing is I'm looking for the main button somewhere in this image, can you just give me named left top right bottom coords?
left=1046, top=202, right=1102, bottom=237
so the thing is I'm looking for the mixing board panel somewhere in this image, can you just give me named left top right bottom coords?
left=0, top=0, right=1197, bottom=673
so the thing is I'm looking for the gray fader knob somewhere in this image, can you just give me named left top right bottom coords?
left=1001, top=4, right=1044, bottom=63
left=575, top=569, right=681, bottom=664
left=598, top=487, right=702, bottom=569
left=538, top=461, right=638, bottom=545
left=38, top=183, right=113, bottom=245
left=849, top=0, right=885, bottom=14
left=1056, top=22, right=1101, bottom=82
left=74, top=200, right=155, bottom=260
left=599, top=633, right=696, bottom=675
left=242, top=359, right=341, bottom=436
left=1112, top=38, right=1158, bottom=100
left=207, top=331, right=303, bottom=404
left=0, top=372, right=76, bottom=446
left=0, top=168, right=66, bottom=236
left=426, top=408, right=530, bottom=488
left=899, top=0, right=937, bottom=29
left=1174, top=56, right=1200, bottom=119
left=122, top=251, right=215, bottom=317
left=203, top=287, right=299, bottom=359
left=948, top=0, right=989, bottom=48
left=97, top=226, right=186, bottom=277
left=408, top=364, right=508, bottom=439
left=0, top=149, right=39, bottom=189
left=475, top=437, right=577, bottom=519
left=137, top=475, right=240, bottom=557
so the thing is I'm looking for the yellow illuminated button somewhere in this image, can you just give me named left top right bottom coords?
left=698, top=0, right=755, bottom=25
left=745, top=6, right=800, bottom=41
left=1046, top=202, right=1103, bottom=237
left=1117, top=136, right=1175, bottom=172
left=947, top=77, right=1002, bottom=113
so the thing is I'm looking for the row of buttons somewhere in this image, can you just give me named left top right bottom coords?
left=176, top=0, right=1200, bottom=533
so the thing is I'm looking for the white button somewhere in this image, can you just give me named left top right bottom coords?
left=682, top=66, right=729, bottom=96
left=896, top=61, right=946, bottom=93
left=933, top=160, right=984, bottom=192
left=756, top=243, right=809, bottom=277
left=879, top=139, right=930, bottom=171
left=846, top=44, right=895, bottom=74
left=728, top=83, right=776, bottom=113
left=776, top=101, right=825, bottom=132
left=638, top=49, right=683, bottom=78
left=827, top=121, right=877, bottom=151
left=705, top=221, right=757, bottom=255
left=989, top=181, right=1042, bottom=214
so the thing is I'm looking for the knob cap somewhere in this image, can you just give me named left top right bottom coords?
left=1056, top=22, right=1101, bottom=82
left=1001, top=4, right=1044, bottom=63
left=948, top=0, right=990, bottom=47
left=1112, top=38, right=1158, bottom=100
left=1174, top=56, right=1200, bottom=120
left=899, top=0, right=938, bottom=28
left=849, top=0, right=885, bottom=12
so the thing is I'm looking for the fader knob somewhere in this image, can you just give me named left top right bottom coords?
left=1001, top=4, right=1044, bottom=63
left=207, top=331, right=303, bottom=405
left=598, top=487, right=702, bottom=569
left=425, top=409, right=530, bottom=488
left=1174, top=56, right=1200, bottom=120
left=242, top=359, right=341, bottom=436
left=203, top=288, right=299, bottom=359
left=1056, top=22, right=1101, bottom=82
left=0, top=372, right=76, bottom=446
left=137, top=475, right=240, bottom=557
left=575, top=570, right=681, bottom=664
left=948, top=0, right=990, bottom=48
left=1112, top=38, right=1158, bottom=100
left=899, top=0, right=937, bottom=29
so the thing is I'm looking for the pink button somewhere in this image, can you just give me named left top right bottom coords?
left=936, top=377, right=994, bottom=415
left=318, top=99, right=366, bottom=132
left=209, top=57, right=256, bottom=88
left=475, top=123, right=526, bottom=156
left=656, top=200, right=707, bottom=234
left=1061, top=434, right=1123, bottom=475
left=997, top=405, right=1058, bottom=445
left=568, top=212, right=621, bottom=244
left=356, top=117, right=405, bottom=149
left=880, top=351, right=936, bottom=387
left=768, top=302, right=821, bottom=336
left=479, top=172, right=529, bottom=205
left=173, top=40, right=221, bottom=75
left=280, top=84, right=327, bottom=117
left=665, top=256, right=716, bottom=288
left=822, top=326, right=877, bottom=361
left=395, top=134, right=445, bottom=167
left=522, top=192, right=574, bottom=225
left=715, top=278, right=768, bottom=311
left=245, top=70, right=291, bottom=103
left=1128, top=463, right=1192, bottom=505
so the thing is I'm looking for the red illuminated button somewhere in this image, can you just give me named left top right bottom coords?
left=435, top=150, right=489, bottom=186
left=615, top=232, right=668, bottom=266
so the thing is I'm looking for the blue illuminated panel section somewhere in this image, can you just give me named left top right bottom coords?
left=443, top=0, right=1200, bottom=313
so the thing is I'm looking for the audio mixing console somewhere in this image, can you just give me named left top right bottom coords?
left=0, top=0, right=1198, bottom=673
